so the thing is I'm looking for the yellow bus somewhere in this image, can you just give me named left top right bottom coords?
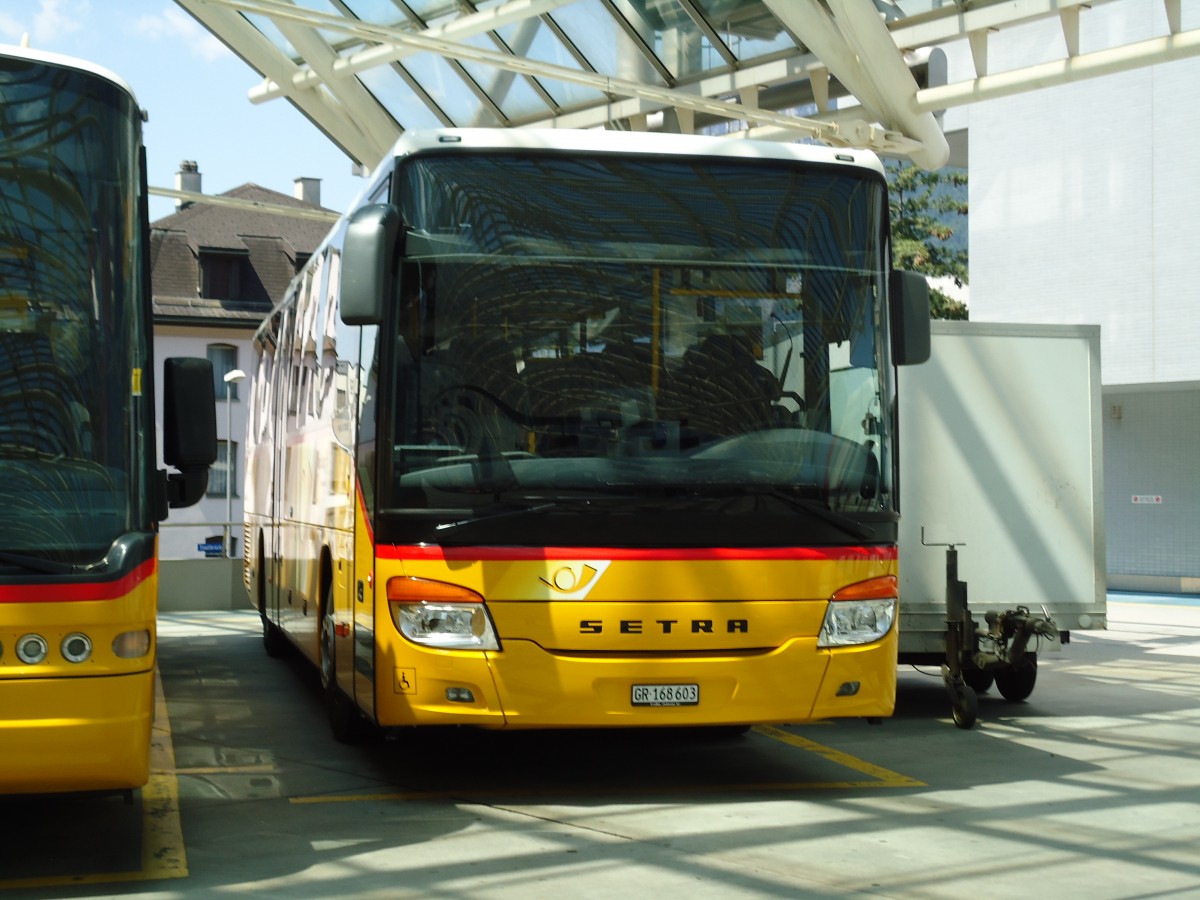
left=0, top=45, right=215, bottom=794
left=243, top=128, right=929, bottom=742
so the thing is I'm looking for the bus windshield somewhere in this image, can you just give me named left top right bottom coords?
left=0, top=57, right=147, bottom=563
left=378, top=152, right=892, bottom=543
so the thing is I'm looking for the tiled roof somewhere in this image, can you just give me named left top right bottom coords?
left=151, top=296, right=271, bottom=325
left=151, top=183, right=333, bottom=252
left=151, top=183, right=334, bottom=324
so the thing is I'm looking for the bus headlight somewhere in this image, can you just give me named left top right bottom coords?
left=387, top=576, right=500, bottom=651
left=818, top=576, right=898, bottom=648
left=16, top=633, right=49, bottom=665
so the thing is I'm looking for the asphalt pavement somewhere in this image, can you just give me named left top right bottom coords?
left=2, top=593, right=1198, bottom=899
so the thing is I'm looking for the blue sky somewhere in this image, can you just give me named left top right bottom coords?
left=0, top=0, right=366, bottom=221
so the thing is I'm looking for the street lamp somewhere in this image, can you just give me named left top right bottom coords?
left=223, top=369, right=246, bottom=559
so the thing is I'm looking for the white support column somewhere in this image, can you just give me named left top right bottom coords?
left=1060, top=6, right=1081, bottom=58
left=1165, top=0, right=1181, bottom=34
left=968, top=29, right=989, bottom=77
left=663, top=106, right=695, bottom=134
left=808, top=65, right=830, bottom=112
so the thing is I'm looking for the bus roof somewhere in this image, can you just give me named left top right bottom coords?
left=384, top=128, right=886, bottom=177
left=0, top=42, right=140, bottom=110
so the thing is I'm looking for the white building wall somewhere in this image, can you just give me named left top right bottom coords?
left=939, top=1, right=1200, bottom=590
left=1103, top=382, right=1200, bottom=589
left=155, top=326, right=256, bottom=561
left=955, top=0, right=1200, bottom=387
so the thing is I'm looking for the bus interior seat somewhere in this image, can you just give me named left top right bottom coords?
left=669, top=334, right=779, bottom=439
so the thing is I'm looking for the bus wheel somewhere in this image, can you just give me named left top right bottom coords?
left=994, top=655, right=1038, bottom=702
left=261, top=611, right=286, bottom=659
left=258, top=541, right=286, bottom=658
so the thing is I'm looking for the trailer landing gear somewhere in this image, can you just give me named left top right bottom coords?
left=921, top=530, right=1058, bottom=730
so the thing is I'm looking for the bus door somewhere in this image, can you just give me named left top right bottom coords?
left=348, top=319, right=380, bottom=719
left=269, top=303, right=295, bottom=632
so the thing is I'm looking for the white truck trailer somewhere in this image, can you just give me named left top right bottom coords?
left=897, top=320, right=1105, bottom=726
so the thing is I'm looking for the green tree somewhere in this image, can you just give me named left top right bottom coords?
left=887, top=161, right=969, bottom=320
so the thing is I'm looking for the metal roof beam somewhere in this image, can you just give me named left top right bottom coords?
left=823, top=0, right=948, bottom=168
left=245, top=0, right=576, bottom=104
left=520, top=52, right=903, bottom=142
left=762, top=0, right=947, bottom=167
left=176, top=0, right=382, bottom=166
left=760, top=0, right=891, bottom=125
left=888, top=0, right=1124, bottom=51
left=272, top=17, right=400, bottom=156
left=196, top=0, right=915, bottom=154
left=917, top=26, right=1200, bottom=112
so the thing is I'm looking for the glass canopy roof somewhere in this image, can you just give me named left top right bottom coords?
left=175, top=0, right=1198, bottom=176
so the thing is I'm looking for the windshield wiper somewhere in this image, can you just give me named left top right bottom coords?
left=0, top=549, right=82, bottom=575
left=766, top=489, right=875, bottom=541
left=699, top=486, right=876, bottom=541
left=435, top=502, right=559, bottom=536
left=432, top=490, right=641, bottom=537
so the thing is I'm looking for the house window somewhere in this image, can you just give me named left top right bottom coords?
left=207, top=441, right=238, bottom=498
left=200, top=251, right=270, bottom=304
left=200, top=252, right=245, bottom=300
left=208, top=344, right=238, bottom=400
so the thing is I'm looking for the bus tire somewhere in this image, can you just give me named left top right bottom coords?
left=320, top=568, right=372, bottom=745
left=261, top=610, right=286, bottom=659
left=962, top=664, right=994, bottom=694
left=258, top=535, right=286, bottom=659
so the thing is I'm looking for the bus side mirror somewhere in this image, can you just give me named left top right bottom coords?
left=162, top=357, right=217, bottom=509
left=890, top=270, right=931, bottom=366
left=341, top=203, right=402, bottom=326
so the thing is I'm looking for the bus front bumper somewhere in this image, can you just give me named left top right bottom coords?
left=0, top=668, right=154, bottom=794
left=373, top=628, right=897, bottom=729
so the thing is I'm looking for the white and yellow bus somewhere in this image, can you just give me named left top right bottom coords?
left=0, top=45, right=215, bottom=794
left=242, top=128, right=929, bottom=742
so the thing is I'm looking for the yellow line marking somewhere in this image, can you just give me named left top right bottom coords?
left=175, top=764, right=277, bottom=775
left=142, top=668, right=189, bottom=880
left=0, top=668, right=189, bottom=892
left=754, top=725, right=926, bottom=787
left=288, top=726, right=923, bottom=805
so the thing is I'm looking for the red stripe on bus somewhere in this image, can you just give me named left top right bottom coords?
left=0, top=557, right=156, bottom=603
left=378, top=545, right=897, bottom=562
left=356, top=487, right=894, bottom=562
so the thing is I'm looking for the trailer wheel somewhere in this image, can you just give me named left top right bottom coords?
left=995, top=654, right=1038, bottom=702
left=951, top=683, right=978, bottom=729
left=962, top=665, right=994, bottom=694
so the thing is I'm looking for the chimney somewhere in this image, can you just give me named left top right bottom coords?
left=294, top=176, right=321, bottom=207
left=175, top=160, right=200, bottom=210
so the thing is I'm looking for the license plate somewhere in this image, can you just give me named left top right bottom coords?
left=632, top=683, right=699, bottom=707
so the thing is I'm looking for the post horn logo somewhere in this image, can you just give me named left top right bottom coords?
left=538, top=561, right=611, bottom=599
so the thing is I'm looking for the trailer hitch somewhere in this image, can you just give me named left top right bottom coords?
left=975, top=607, right=1060, bottom=670
left=922, top=530, right=978, bottom=729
